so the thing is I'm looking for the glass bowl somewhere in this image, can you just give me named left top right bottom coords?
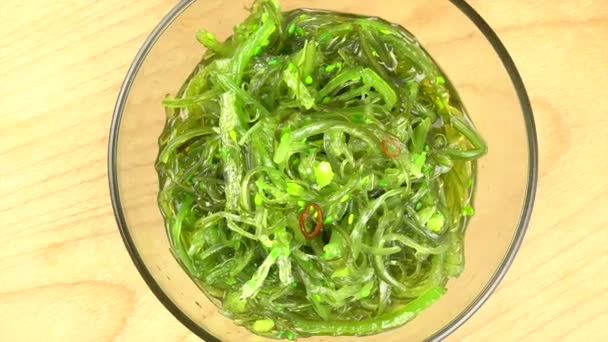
left=108, top=0, right=537, bottom=341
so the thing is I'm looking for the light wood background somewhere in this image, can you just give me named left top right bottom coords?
left=1, top=1, right=607, bottom=341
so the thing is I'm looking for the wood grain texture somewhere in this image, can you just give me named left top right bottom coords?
left=1, top=0, right=606, bottom=341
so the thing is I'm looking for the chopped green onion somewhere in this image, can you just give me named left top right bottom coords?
left=314, top=161, right=334, bottom=188
left=252, top=319, right=275, bottom=332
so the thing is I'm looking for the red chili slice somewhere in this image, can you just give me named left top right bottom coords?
left=381, top=136, right=402, bottom=158
left=298, top=203, right=323, bottom=239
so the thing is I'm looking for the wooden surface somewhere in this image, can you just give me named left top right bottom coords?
left=1, top=0, right=607, bottom=341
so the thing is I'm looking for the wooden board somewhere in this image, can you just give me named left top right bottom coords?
left=1, top=0, right=607, bottom=341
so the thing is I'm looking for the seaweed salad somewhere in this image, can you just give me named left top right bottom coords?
left=155, top=0, right=487, bottom=339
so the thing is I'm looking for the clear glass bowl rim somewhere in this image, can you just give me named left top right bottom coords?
left=108, top=1, right=538, bottom=340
